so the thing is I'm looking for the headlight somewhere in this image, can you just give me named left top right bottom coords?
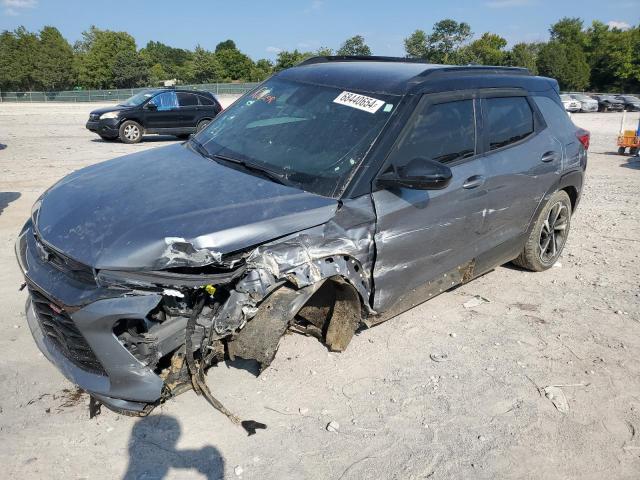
left=99, top=111, right=119, bottom=120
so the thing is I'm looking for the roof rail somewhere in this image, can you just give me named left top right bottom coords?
left=417, top=65, right=531, bottom=79
left=298, top=55, right=432, bottom=66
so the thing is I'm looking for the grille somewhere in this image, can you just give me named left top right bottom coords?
left=29, top=288, right=106, bottom=375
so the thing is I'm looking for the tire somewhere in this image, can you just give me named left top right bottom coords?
left=512, top=190, right=572, bottom=272
left=631, top=147, right=639, bottom=156
left=119, top=120, right=143, bottom=144
left=196, top=119, right=211, bottom=133
left=99, top=135, right=117, bottom=141
left=175, top=134, right=191, bottom=140
left=618, top=146, right=626, bottom=155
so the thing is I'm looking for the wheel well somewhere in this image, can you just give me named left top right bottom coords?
left=562, top=186, right=578, bottom=211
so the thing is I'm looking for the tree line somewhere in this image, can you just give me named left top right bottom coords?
left=0, top=19, right=637, bottom=93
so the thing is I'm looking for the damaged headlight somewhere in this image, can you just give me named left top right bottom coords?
left=99, top=111, right=119, bottom=120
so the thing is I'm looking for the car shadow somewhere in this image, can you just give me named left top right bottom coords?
left=90, top=136, right=184, bottom=144
left=122, top=414, right=224, bottom=480
left=621, top=157, right=640, bottom=170
left=0, top=191, right=21, bottom=216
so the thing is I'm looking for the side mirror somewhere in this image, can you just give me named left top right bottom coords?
left=145, top=102, right=157, bottom=111
left=377, top=158, right=452, bottom=190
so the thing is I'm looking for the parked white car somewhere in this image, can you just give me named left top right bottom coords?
left=569, top=94, right=599, bottom=112
left=560, top=94, right=582, bottom=113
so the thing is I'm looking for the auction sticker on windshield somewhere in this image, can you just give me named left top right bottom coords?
left=333, top=91, right=385, bottom=113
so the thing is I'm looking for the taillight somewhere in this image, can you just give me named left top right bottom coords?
left=576, top=129, right=590, bottom=150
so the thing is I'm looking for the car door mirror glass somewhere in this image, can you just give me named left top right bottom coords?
left=377, top=158, right=452, bottom=190
left=145, top=101, right=157, bottom=111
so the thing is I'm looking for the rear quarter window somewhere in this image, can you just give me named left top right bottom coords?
left=533, top=96, right=576, bottom=137
left=485, top=97, right=534, bottom=151
left=197, top=94, right=215, bottom=106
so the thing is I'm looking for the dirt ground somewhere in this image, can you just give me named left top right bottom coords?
left=0, top=101, right=639, bottom=480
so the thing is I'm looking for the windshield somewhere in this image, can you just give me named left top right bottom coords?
left=560, top=95, right=571, bottom=101
left=623, top=96, right=640, bottom=102
left=193, top=77, right=397, bottom=197
left=119, top=89, right=159, bottom=107
left=572, top=94, right=591, bottom=101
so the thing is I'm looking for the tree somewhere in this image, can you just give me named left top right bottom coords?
left=506, top=42, right=543, bottom=74
left=250, top=59, right=274, bottom=81
left=215, top=39, right=237, bottom=53
left=215, top=47, right=253, bottom=81
left=404, top=19, right=472, bottom=63
left=457, top=32, right=507, bottom=66
left=112, top=50, right=149, bottom=88
left=315, top=46, right=333, bottom=56
left=550, top=17, right=586, bottom=46
left=274, top=49, right=313, bottom=71
left=140, top=41, right=191, bottom=80
left=35, top=26, right=75, bottom=90
left=537, top=41, right=590, bottom=90
left=404, top=29, right=429, bottom=58
left=336, top=35, right=371, bottom=56
left=2, top=27, right=40, bottom=91
left=185, top=46, right=222, bottom=83
left=76, top=27, right=138, bottom=88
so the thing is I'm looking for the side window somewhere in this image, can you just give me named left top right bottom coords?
left=197, top=94, right=215, bottom=106
left=391, top=98, right=476, bottom=165
left=533, top=95, right=576, bottom=137
left=177, top=92, right=198, bottom=107
left=485, top=97, right=534, bottom=150
left=152, top=91, right=178, bottom=111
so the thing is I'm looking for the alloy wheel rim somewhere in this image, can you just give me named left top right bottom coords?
left=539, top=202, right=568, bottom=263
left=124, top=125, right=139, bottom=140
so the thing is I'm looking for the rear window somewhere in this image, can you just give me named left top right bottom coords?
left=533, top=96, right=576, bottom=137
left=392, top=99, right=476, bottom=165
left=197, top=94, right=215, bottom=106
left=177, top=92, right=198, bottom=107
left=485, top=97, right=534, bottom=151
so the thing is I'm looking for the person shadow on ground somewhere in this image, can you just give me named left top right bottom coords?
left=122, top=414, right=224, bottom=480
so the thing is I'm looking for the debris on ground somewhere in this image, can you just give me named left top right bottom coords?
left=463, top=295, right=490, bottom=309
left=430, top=353, right=449, bottom=362
left=326, top=421, right=340, bottom=432
left=543, top=386, right=570, bottom=413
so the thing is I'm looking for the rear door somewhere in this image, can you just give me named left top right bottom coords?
left=478, top=91, right=562, bottom=250
left=177, top=92, right=200, bottom=130
left=372, top=91, right=489, bottom=312
left=145, top=91, right=180, bottom=130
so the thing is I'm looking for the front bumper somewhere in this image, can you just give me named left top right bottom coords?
left=580, top=104, right=598, bottom=112
left=16, top=224, right=164, bottom=413
left=85, top=119, right=119, bottom=137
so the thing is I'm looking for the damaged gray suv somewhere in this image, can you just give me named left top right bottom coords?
left=16, top=57, right=588, bottom=421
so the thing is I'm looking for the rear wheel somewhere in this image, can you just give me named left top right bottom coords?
left=175, top=134, right=190, bottom=140
left=196, top=119, right=211, bottom=132
left=119, top=120, right=143, bottom=144
left=618, top=146, right=626, bottom=155
left=512, top=190, right=572, bottom=272
left=631, top=147, right=639, bottom=155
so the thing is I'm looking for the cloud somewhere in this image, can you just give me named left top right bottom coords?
left=266, top=46, right=282, bottom=54
left=2, top=0, right=37, bottom=15
left=607, top=20, right=631, bottom=30
left=304, top=0, right=324, bottom=13
left=485, top=0, right=534, bottom=7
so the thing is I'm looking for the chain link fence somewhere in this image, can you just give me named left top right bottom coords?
left=0, top=83, right=259, bottom=103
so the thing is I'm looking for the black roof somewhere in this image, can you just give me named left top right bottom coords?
left=278, top=56, right=558, bottom=96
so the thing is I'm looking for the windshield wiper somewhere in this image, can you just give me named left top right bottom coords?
left=189, top=137, right=211, bottom=158
left=212, top=154, right=290, bottom=186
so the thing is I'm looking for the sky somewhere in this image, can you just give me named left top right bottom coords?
left=1, top=0, right=638, bottom=60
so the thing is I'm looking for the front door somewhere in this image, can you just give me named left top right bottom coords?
left=177, top=92, right=200, bottom=130
left=372, top=92, right=489, bottom=312
left=145, top=91, right=180, bottom=131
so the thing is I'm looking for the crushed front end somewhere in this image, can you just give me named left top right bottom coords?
left=15, top=195, right=376, bottom=417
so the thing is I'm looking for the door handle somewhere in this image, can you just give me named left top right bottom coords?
left=541, top=151, right=560, bottom=163
left=462, top=175, right=485, bottom=189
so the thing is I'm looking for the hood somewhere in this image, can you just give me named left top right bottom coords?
left=35, top=144, right=338, bottom=270
left=89, top=105, right=133, bottom=116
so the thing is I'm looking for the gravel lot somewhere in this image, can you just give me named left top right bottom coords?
left=0, top=102, right=639, bottom=480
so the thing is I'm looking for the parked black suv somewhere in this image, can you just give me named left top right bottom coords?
left=591, top=94, right=625, bottom=112
left=614, top=95, right=640, bottom=111
left=86, top=88, right=223, bottom=143
left=18, top=57, right=588, bottom=418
